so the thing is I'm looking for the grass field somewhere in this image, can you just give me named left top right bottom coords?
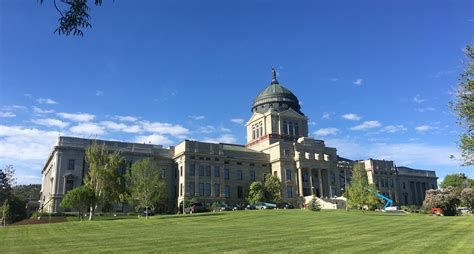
left=1, top=210, right=473, bottom=253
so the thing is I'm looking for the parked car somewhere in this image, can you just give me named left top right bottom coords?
left=212, top=204, right=232, bottom=212
left=255, top=202, right=277, bottom=210
left=231, top=204, right=245, bottom=211
left=140, top=208, right=155, bottom=216
left=191, top=203, right=208, bottom=213
left=245, top=204, right=256, bottom=210
left=277, top=203, right=295, bottom=209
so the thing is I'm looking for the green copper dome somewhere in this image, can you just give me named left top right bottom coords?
left=252, top=68, right=303, bottom=115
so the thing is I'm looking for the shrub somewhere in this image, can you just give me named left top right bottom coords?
left=423, top=187, right=460, bottom=216
left=308, top=196, right=321, bottom=212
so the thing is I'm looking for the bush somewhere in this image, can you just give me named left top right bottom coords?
left=423, top=187, right=460, bottom=216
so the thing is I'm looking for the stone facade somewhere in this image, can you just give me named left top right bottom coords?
left=39, top=70, right=438, bottom=212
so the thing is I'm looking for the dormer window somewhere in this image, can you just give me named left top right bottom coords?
left=283, top=120, right=299, bottom=136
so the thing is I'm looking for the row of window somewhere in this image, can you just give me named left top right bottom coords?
left=251, top=121, right=264, bottom=140
left=181, top=182, right=293, bottom=199
left=283, top=120, right=299, bottom=136
left=188, top=164, right=256, bottom=181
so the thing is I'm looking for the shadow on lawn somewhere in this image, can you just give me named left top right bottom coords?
left=157, top=212, right=228, bottom=220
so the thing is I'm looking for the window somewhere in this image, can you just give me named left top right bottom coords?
left=236, top=170, right=243, bottom=180
left=205, top=166, right=211, bottom=176
left=180, top=183, right=183, bottom=196
left=252, top=125, right=256, bottom=140
left=237, top=186, right=243, bottom=199
left=283, top=121, right=289, bottom=135
left=68, top=159, right=75, bottom=170
left=65, top=179, right=74, bottom=193
left=214, top=166, right=220, bottom=177
left=224, top=168, right=230, bottom=180
left=190, top=164, right=195, bottom=176
left=315, top=153, right=320, bottom=160
left=199, top=165, right=205, bottom=176
left=294, top=123, right=299, bottom=136
left=249, top=170, right=256, bottom=181
left=160, top=169, right=166, bottom=179
left=403, top=182, right=406, bottom=189
left=305, top=152, right=310, bottom=159
left=189, top=182, right=195, bottom=196
left=324, top=154, right=330, bottom=161
left=303, top=172, right=309, bottom=182
left=214, top=184, right=220, bottom=197
left=286, top=169, right=292, bottom=181
left=199, top=183, right=204, bottom=196
left=225, top=185, right=230, bottom=198
left=287, top=186, right=293, bottom=198
left=289, top=121, right=294, bottom=135
left=205, top=183, right=211, bottom=196
left=180, top=166, right=183, bottom=177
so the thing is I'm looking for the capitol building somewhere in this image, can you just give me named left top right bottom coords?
left=40, top=69, right=438, bottom=213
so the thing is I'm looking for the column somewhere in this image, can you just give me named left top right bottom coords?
left=327, top=169, right=332, bottom=198
left=297, top=167, right=303, bottom=196
left=318, top=169, right=323, bottom=198
left=309, top=169, right=314, bottom=196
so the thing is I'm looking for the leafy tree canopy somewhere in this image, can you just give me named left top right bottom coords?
left=39, top=0, right=105, bottom=36
left=423, top=186, right=460, bottom=216
left=60, top=186, right=96, bottom=220
left=440, top=173, right=473, bottom=193
left=246, top=181, right=265, bottom=204
left=450, top=43, right=474, bottom=166
left=264, top=175, right=282, bottom=204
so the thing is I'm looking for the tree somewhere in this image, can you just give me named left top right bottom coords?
left=126, top=158, right=167, bottom=220
left=39, top=0, right=106, bottom=36
left=423, top=187, right=460, bottom=216
left=264, top=175, right=282, bottom=203
left=13, top=184, right=41, bottom=202
left=346, top=163, right=379, bottom=213
left=450, top=43, right=474, bottom=166
left=440, top=173, right=473, bottom=194
left=460, top=188, right=474, bottom=213
left=308, top=195, right=321, bottom=212
left=60, top=186, right=96, bottom=221
left=246, top=181, right=265, bottom=204
left=84, top=141, right=124, bottom=221
left=0, top=165, right=15, bottom=204
left=1, top=200, right=9, bottom=227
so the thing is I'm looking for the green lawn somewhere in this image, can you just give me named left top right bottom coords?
left=1, top=210, right=473, bottom=253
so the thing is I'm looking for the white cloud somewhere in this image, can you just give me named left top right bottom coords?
left=134, top=134, right=173, bottom=146
left=32, top=106, right=55, bottom=114
left=37, top=98, right=58, bottom=104
left=100, top=121, right=141, bottom=133
left=189, top=115, right=205, bottom=120
left=141, top=121, right=189, bottom=136
left=415, top=107, right=435, bottom=113
left=324, top=138, right=460, bottom=167
left=415, top=125, right=433, bottom=132
left=202, top=134, right=237, bottom=144
left=32, top=118, right=70, bottom=128
left=350, top=121, right=381, bottom=131
left=95, top=90, right=104, bottom=96
left=57, top=112, right=95, bottom=122
left=1, top=105, right=27, bottom=111
left=381, top=125, right=407, bottom=133
left=342, top=113, right=361, bottom=121
left=199, top=125, right=216, bottom=134
left=314, top=128, right=339, bottom=136
left=0, top=125, right=60, bottom=160
left=220, top=127, right=231, bottom=132
left=230, top=118, right=245, bottom=124
left=322, top=112, right=333, bottom=119
left=114, top=115, right=138, bottom=122
left=353, top=79, right=363, bottom=86
left=70, top=123, right=105, bottom=136
left=413, top=94, right=426, bottom=104
left=0, top=112, right=15, bottom=118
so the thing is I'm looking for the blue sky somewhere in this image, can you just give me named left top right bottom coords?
left=0, top=0, right=473, bottom=184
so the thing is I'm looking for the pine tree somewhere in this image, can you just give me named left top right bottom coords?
left=308, top=195, right=321, bottom=212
